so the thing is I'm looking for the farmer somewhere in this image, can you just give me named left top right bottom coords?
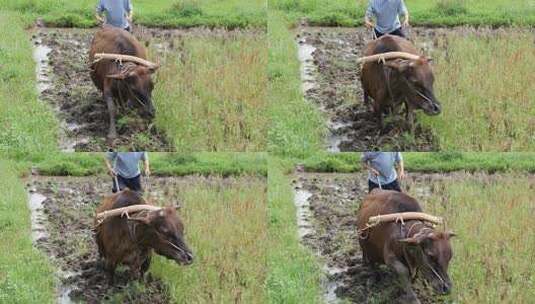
left=364, top=0, right=410, bottom=39
left=95, top=0, right=134, bottom=32
left=105, top=151, right=149, bottom=193
left=361, top=152, right=405, bottom=193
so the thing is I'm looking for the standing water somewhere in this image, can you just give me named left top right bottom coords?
left=33, top=39, right=53, bottom=94
left=293, top=181, right=342, bottom=303
left=28, top=190, right=76, bottom=304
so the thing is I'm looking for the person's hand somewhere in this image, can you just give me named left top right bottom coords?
left=144, top=167, right=151, bottom=177
left=370, top=168, right=381, bottom=177
left=398, top=170, right=405, bottom=180
left=365, top=20, right=375, bottom=29
left=402, top=19, right=410, bottom=28
left=108, top=169, right=117, bottom=177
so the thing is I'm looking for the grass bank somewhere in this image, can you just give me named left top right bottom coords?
left=270, top=0, right=535, bottom=27
left=268, top=11, right=325, bottom=157
left=151, top=176, right=267, bottom=303
left=154, top=32, right=268, bottom=152
left=298, top=152, right=535, bottom=173
left=421, top=175, right=535, bottom=303
left=1, top=0, right=266, bottom=28
left=0, top=12, right=59, bottom=157
left=266, top=157, right=321, bottom=303
left=421, top=30, right=535, bottom=151
left=9, top=152, right=267, bottom=177
left=0, top=159, right=55, bottom=304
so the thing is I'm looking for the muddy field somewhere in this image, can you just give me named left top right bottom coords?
left=292, top=171, right=506, bottom=303
left=296, top=27, right=499, bottom=152
left=32, top=26, right=253, bottom=151
left=27, top=175, right=243, bottom=303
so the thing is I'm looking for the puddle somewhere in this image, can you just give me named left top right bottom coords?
left=27, top=191, right=48, bottom=243
left=294, top=185, right=314, bottom=239
left=293, top=180, right=343, bottom=303
left=297, top=39, right=318, bottom=93
left=32, top=39, right=52, bottom=94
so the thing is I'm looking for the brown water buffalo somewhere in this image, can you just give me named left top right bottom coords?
left=89, top=26, right=158, bottom=140
left=360, top=35, right=441, bottom=131
left=357, top=190, right=455, bottom=304
left=94, top=189, right=193, bottom=282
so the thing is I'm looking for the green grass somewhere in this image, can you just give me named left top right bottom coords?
left=0, top=12, right=59, bottom=157
left=151, top=176, right=267, bottom=303
left=270, top=0, right=535, bottom=27
left=0, top=159, right=56, bottom=304
left=417, top=175, right=535, bottom=303
left=299, top=152, right=535, bottom=173
left=153, top=32, right=268, bottom=152
left=420, top=30, right=535, bottom=151
left=1, top=0, right=266, bottom=28
left=268, top=11, right=325, bottom=157
left=8, top=152, right=267, bottom=177
left=266, top=157, right=321, bottom=303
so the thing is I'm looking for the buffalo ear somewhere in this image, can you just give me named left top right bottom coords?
left=148, top=66, right=159, bottom=74
left=446, top=231, right=456, bottom=239
left=174, top=204, right=182, bottom=210
left=384, top=59, right=412, bottom=73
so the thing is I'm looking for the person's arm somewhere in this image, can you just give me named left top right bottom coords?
left=126, top=0, right=133, bottom=22
left=399, top=0, right=409, bottom=28
left=361, top=153, right=381, bottom=177
left=96, top=1, right=105, bottom=24
left=364, top=0, right=375, bottom=29
left=141, top=152, right=150, bottom=176
left=395, top=152, right=405, bottom=179
left=104, top=153, right=116, bottom=176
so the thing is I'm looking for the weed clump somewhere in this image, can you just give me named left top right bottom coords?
left=171, top=0, right=203, bottom=17
left=434, top=0, right=468, bottom=16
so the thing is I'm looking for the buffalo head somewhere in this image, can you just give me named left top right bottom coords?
left=399, top=230, right=455, bottom=295
left=132, top=206, right=194, bottom=265
left=385, top=57, right=441, bottom=115
left=106, top=63, right=157, bottom=119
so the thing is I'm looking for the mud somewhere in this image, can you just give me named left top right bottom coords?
left=27, top=175, right=251, bottom=303
left=296, top=26, right=508, bottom=152
left=292, top=171, right=514, bottom=303
left=31, top=26, right=261, bottom=151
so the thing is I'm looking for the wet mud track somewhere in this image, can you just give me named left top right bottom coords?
left=27, top=175, right=242, bottom=303
left=292, top=171, right=496, bottom=303
left=296, top=27, right=460, bottom=151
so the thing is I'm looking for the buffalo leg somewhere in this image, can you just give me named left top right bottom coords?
left=140, top=253, right=152, bottom=278
left=104, top=259, right=117, bottom=285
left=404, top=101, right=416, bottom=133
left=385, top=247, right=420, bottom=304
left=103, top=85, right=117, bottom=140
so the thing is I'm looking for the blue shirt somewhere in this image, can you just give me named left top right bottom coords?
left=107, top=152, right=147, bottom=179
left=96, top=0, right=132, bottom=29
left=366, top=0, right=408, bottom=34
left=362, top=152, right=402, bottom=185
